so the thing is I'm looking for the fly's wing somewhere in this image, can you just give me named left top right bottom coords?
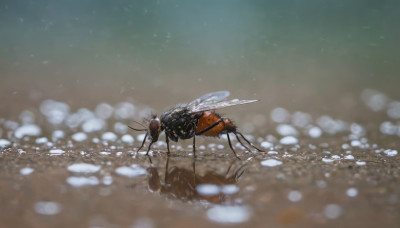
left=188, top=99, right=258, bottom=114
left=187, top=91, right=230, bottom=107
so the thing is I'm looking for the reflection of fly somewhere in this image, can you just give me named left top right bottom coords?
left=129, top=91, right=263, bottom=159
left=147, top=157, right=247, bottom=203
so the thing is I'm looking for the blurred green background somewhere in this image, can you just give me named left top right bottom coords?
left=1, top=0, right=399, bottom=116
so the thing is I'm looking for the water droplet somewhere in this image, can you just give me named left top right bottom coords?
left=260, top=141, right=273, bottom=149
left=221, top=185, right=240, bottom=195
left=361, top=89, right=388, bottom=111
left=288, top=190, right=302, bottom=202
left=387, top=101, right=400, bottom=119
left=280, top=136, right=298, bottom=145
left=95, top=103, right=114, bottom=119
left=384, top=149, right=398, bottom=157
left=276, top=124, right=298, bottom=136
left=101, top=132, right=117, bottom=142
left=66, top=176, right=99, bottom=187
left=196, top=184, right=220, bottom=196
left=35, top=137, right=48, bottom=144
left=49, top=149, right=65, bottom=156
left=207, top=206, right=251, bottom=224
left=291, top=111, right=312, bottom=128
left=115, top=164, right=147, bottom=177
left=121, top=134, right=135, bottom=144
left=308, top=126, right=322, bottom=138
left=271, top=107, right=290, bottom=123
left=52, top=130, right=65, bottom=142
left=114, top=122, right=128, bottom=134
left=14, top=124, right=42, bottom=139
left=346, top=187, right=358, bottom=197
left=71, top=132, right=87, bottom=142
left=67, top=163, right=101, bottom=173
left=82, top=118, right=106, bottom=133
left=324, top=204, right=342, bottom=219
left=261, top=159, right=282, bottom=167
left=20, top=167, right=34, bottom=175
left=34, top=201, right=62, bottom=215
left=0, top=139, right=11, bottom=148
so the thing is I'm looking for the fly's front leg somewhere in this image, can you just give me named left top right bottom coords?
left=193, top=133, right=196, bottom=157
left=191, top=120, right=198, bottom=157
left=165, top=135, right=170, bottom=155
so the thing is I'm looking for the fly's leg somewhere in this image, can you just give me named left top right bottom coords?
left=193, top=133, right=196, bottom=157
left=227, top=133, right=241, bottom=160
left=165, top=135, right=170, bottom=155
left=235, top=134, right=252, bottom=152
left=235, top=132, right=264, bottom=152
left=146, top=141, right=154, bottom=156
left=137, top=132, right=148, bottom=152
left=165, top=156, right=170, bottom=180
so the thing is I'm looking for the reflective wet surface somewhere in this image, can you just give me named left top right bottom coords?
left=2, top=1, right=400, bottom=227
left=1, top=86, right=400, bottom=227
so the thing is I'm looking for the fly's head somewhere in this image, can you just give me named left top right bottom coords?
left=148, top=114, right=161, bottom=142
left=128, top=114, right=161, bottom=143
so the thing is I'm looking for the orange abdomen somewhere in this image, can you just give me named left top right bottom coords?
left=195, top=111, right=235, bottom=136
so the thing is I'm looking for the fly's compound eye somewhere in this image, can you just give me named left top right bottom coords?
left=149, top=117, right=161, bottom=142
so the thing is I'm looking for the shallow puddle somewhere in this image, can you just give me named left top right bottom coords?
left=1, top=88, right=400, bottom=228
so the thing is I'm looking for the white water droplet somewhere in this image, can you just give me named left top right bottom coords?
left=346, top=187, right=358, bottom=197
left=14, top=124, right=42, bottom=139
left=67, top=163, right=101, bottom=173
left=207, top=206, right=251, bottom=224
left=288, top=190, right=302, bottom=202
left=196, top=184, right=220, bottom=196
left=0, top=139, right=11, bottom=148
left=115, top=164, right=147, bottom=177
left=20, top=167, right=34, bottom=175
left=261, top=159, right=282, bottom=167
left=66, top=176, right=99, bottom=187
left=49, top=149, right=65, bottom=156
left=280, top=136, right=298, bottom=145
left=71, top=132, right=87, bottom=142
left=324, top=204, right=342, bottom=219
left=34, top=201, right=62, bottom=215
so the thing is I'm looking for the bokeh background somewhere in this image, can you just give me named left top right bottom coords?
left=1, top=0, right=400, bottom=122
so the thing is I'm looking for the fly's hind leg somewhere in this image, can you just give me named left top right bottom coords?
left=227, top=133, right=241, bottom=160
left=235, top=131, right=264, bottom=152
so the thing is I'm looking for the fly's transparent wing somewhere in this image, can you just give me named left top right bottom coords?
left=188, top=99, right=258, bottom=114
left=188, top=91, right=230, bottom=107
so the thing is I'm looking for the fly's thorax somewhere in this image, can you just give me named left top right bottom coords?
left=148, top=117, right=161, bottom=142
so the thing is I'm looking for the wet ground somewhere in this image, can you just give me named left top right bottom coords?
left=1, top=78, right=400, bottom=228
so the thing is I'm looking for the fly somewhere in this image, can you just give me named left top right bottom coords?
left=129, top=91, right=264, bottom=159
